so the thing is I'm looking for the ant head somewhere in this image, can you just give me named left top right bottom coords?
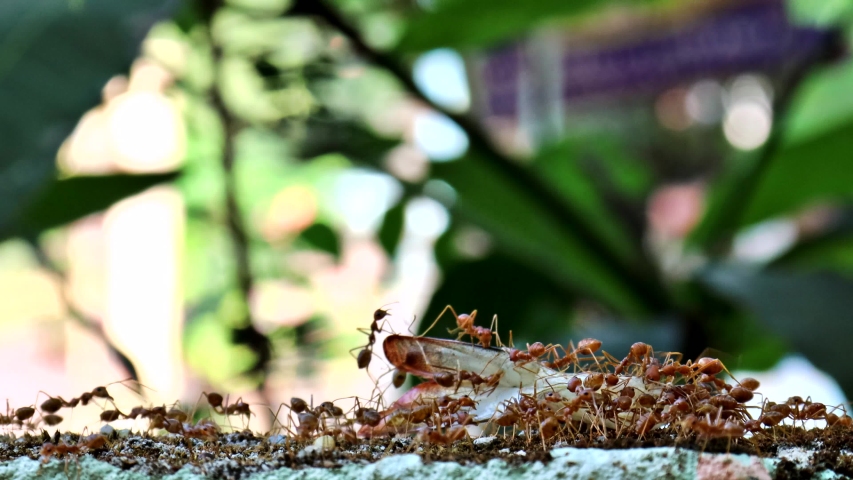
left=373, top=302, right=399, bottom=321
left=91, top=386, right=112, bottom=399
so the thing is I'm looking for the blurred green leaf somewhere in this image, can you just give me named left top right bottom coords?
left=396, top=0, right=651, bottom=52
left=724, top=317, right=789, bottom=371
left=772, top=215, right=853, bottom=276
left=699, top=264, right=853, bottom=396
left=714, top=62, right=853, bottom=229
left=432, top=150, right=655, bottom=314
left=298, top=223, right=340, bottom=259
left=297, top=117, right=399, bottom=166
left=531, top=141, right=645, bottom=267
left=4, top=172, right=178, bottom=241
left=184, top=311, right=258, bottom=385
left=377, top=200, right=405, bottom=257
left=0, top=0, right=173, bottom=240
left=786, top=0, right=853, bottom=27
left=776, top=236, right=853, bottom=273
left=419, top=253, right=575, bottom=344
left=785, top=61, right=853, bottom=145
left=184, top=218, right=235, bottom=303
left=741, top=121, right=853, bottom=225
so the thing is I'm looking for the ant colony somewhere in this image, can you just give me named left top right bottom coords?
left=4, top=305, right=851, bottom=469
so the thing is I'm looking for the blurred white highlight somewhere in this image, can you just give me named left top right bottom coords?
left=732, top=219, right=798, bottom=263
left=723, top=74, right=773, bottom=151
left=333, top=170, right=402, bottom=235
left=109, top=92, right=184, bottom=171
left=413, top=111, right=469, bottom=161
left=413, top=49, right=471, bottom=113
left=735, top=355, right=847, bottom=430
left=105, top=188, right=184, bottom=402
left=723, top=101, right=772, bottom=151
left=685, top=79, right=724, bottom=125
left=405, top=197, right=450, bottom=239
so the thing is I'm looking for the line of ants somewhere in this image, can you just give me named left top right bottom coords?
left=12, top=303, right=853, bottom=471
left=0, top=383, right=122, bottom=431
left=414, top=305, right=738, bottom=385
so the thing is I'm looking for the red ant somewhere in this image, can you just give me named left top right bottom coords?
left=509, top=341, right=560, bottom=366
left=422, top=305, right=495, bottom=348
left=36, top=379, right=141, bottom=419
left=417, top=425, right=467, bottom=445
left=40, top=433, right=107, bottom=476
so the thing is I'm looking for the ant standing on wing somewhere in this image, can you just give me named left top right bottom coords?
left=421, top=305, right=496, bottom=348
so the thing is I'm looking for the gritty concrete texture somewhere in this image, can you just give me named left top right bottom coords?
left=0, top=446, right=847, bottom=480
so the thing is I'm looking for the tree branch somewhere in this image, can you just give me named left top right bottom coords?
left=199, top=0, right=273, bottom=383
left=26, top=237, right=140, bottom=383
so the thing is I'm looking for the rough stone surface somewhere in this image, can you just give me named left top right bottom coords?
left=1, top=447, right=847, bottom=480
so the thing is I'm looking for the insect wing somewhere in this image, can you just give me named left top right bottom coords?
left=382, top=335, right=540, bottom=387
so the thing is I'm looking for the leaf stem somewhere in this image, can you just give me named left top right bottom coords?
left=199, top=0, right=273, bottom=383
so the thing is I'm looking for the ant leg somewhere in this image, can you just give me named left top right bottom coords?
left=489, top=314, right=503, bottom=347
left=420, top=305, right=458, bottom=338
left=223, top=394, right=234, bottom=433
left=348, top=345, right=366, bottom=361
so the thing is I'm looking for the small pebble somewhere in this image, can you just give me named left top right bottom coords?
left=100, top=425, right=115, bottom=436
left=473, top=436, right=496, bottom=446
left=314, top=435, right=335, bottom=451
left=297, top=446, right=319, bottom=458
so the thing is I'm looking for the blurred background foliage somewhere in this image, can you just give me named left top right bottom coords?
left=3, top=0, right=853, bottom=427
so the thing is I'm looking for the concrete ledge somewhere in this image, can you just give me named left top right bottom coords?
left=1, top=446, right=843, bottom=480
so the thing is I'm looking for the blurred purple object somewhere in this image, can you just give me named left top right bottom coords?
left=479, top=0, right=835, bottom=119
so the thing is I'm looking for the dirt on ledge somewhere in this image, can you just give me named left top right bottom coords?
left=1, top=425, right=852, bottom=479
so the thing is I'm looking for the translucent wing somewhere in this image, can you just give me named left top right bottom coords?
left=383, top=334, right=541, bottom=387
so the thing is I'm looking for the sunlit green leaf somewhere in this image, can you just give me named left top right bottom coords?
left=786, top=0, right=853, bottom=27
